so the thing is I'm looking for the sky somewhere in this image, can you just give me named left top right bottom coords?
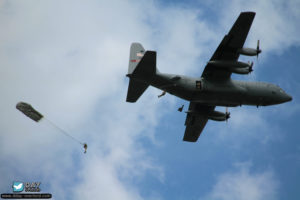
left=0, top=0, right=300, bottom=199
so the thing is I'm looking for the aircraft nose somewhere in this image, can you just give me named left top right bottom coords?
left=284, top=94, right=292, bottom=102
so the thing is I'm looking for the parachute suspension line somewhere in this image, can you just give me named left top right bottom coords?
left=44, top=118, right=84, bottom=145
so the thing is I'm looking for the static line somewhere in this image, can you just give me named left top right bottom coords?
left=44, top=118, right=84, bottom=145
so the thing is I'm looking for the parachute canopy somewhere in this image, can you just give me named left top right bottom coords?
left=16, top=102, right=43, bottom=122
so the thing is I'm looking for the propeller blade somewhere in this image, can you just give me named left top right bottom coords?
left=256, top=40, right=261, bottom=59
left=247, top=61, right=253, bottom=73
left=249, top=66, right=253, bottom=73
left=225, top=107, right=230, bottom=122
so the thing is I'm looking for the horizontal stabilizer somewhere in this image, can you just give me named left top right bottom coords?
left=126, top=79, right=149, bottom=102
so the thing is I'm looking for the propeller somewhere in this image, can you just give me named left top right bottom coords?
left=225, top=107, right=230, bottom=122
left=256, top=40, right=262, bottom=59
left=255, top=40, right=261, bottom=76
left=248, top=61, right=254, bottom=73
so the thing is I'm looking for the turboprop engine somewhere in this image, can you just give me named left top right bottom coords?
left=229, top=63, right=253, bottom=74
left=237, top=40, right=262, bottom=57
left=237, top=48, right=260, bottom=56
left=207, top=110, right=230, bottom=121
left=186, top=110, right=230, bottom=121
left=208, top=60, right=253, bottom=75
left=208, top=60, right=252, bottom=68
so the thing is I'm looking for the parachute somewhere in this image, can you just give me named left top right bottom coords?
left=16, top=102, right=87, bottom=154
left=16, top=102, right=43, bottom=122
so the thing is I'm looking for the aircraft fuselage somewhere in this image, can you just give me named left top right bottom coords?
left=148, top=72, right=292, bottom=107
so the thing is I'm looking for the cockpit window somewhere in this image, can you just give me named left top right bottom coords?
left=279, top=89, right=284, bottom=93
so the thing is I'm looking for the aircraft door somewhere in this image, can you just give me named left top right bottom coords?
left=196, top=80, right=203, bottom=91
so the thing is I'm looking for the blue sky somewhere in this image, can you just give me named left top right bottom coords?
left=0, top=0, right=300, bottom=200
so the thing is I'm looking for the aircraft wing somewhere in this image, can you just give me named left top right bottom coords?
left=201, top=12, right=256, bottom=80
left=183, top=103, right=215, bottom=142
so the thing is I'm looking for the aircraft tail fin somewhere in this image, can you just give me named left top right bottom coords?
left=126, top=43, right=156, bottom=102
left=128, top=43, right=145, bottom=74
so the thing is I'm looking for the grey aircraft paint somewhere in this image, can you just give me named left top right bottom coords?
left=151, top=73, right=291, bottom=106
left=126, top=12, right=292, bottom=142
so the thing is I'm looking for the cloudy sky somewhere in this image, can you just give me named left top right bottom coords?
left=1, top=0, right=300, bottom=199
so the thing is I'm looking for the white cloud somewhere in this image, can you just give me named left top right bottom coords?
left=201, top=162, right=279, bottom=200
left=73, top=155, right=143, bottom=200
left=0, top=0, right=202, bottom=198
left=0, top=0, right=299, bottom=199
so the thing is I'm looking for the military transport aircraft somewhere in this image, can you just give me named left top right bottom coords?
left=126, top=12, right=292, bottom=142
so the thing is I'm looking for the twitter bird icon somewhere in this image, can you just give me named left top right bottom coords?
left=12, top=182, right=24, bottom=192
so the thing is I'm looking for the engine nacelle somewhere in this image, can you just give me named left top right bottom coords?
left=208, top=60, right=252, bottom=69
left=237, top=48, right=259, bottom=56
left=207, top=111, right=229, bottom=121
left=229, top=67, right=252, bottom=75
left=185, top=110, right=230, bottom=122
left=238, top=40, right=262, bottom=56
